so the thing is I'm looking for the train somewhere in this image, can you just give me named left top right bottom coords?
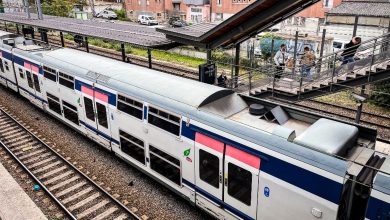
left=0, top=30, right=389, bottom=220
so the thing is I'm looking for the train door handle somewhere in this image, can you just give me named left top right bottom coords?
left=219, top=173, right=222, bottom=184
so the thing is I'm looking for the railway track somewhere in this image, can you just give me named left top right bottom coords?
left=294, top=100, right=390, bottom=133
left=0, top=106, right=140, bottom=220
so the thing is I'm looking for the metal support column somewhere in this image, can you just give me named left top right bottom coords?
left=16, top=25, right=20, bottom=34
left=60, top=32, right=65, bottom=47
left=4, top=22, right=7, bottom=32
left=270, top=39, right=275, bottom=63
left=121, top=43, right=126, bottom=62
left=353, top=16, right=359, bottom=37
left=36, top=0, right=43, bottom=20
left=207, top=49, right=212, bottom=64
left=85, top=37, right=89, bottom=53
left=234, top=43, right=240, bottom=88
left=292, top=31, right=299, bottom=76
left=148, top=48, right=152, bottom=69
left=317, top=29, right=326, bottom=75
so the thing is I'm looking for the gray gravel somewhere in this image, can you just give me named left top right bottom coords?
left=0, top=87, right=211, bottom=220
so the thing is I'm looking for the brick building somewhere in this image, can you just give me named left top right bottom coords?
left=124, top=0, right=188, bottom=21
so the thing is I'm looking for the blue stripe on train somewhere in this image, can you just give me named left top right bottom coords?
left=182, top=179, right=254, bottom=220
left=366, top=195, right=390, bottom=220
left=181, top=121, right=343, bottom=205
left=79, top=120, right=120, bottom=145
left=74, top=80, right=116, bottom=106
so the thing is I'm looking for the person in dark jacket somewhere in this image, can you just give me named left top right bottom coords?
left=341, top=37, right=362, bottom=64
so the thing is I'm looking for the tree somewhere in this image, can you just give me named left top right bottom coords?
left=42, top=0, right=85, bottom=17
left=258, top=33, right=285, bottom=61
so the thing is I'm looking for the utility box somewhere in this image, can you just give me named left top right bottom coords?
left=199, top=63, right=216, bottom=85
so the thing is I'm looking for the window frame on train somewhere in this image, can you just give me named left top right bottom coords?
left=62, top=100, right=79, bottom=126
left=26, top=70, right=34, bottom=89
left=199, top=149, right=220, bottom=189
left=119, top=129, right=146, bottom=165
left=43, top=65, right=57, bottom=82
left=32, top=74, right=41, bottom=93
left=58, top=71, right=75, bottom=90
left=0, top=58, right=4, bottom=73
left=117, top=94, right=143, bottom=120
left=18, top=68, right=24, bottom=79
left=227, top=162, right=252, bottom=206
left=96, top=102, right=108, bottom=129
left=47, top=92, right=62, bottom=115
left=147, top=106, right=181, bottom=136
left=149, top=144, right=181, bottom=186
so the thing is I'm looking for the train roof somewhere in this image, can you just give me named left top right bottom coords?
left=41, top=48, right=234, bottom=109
left=10, top=41, right=380, bottom=177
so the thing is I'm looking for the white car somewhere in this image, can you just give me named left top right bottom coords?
left=96, top=10, right=117, bottom=20
left=138, top=15, right=158, bottom=26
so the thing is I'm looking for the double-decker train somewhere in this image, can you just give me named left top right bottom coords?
left=0, top=30, right=389, bottom=220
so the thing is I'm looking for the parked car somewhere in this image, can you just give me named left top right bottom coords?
left=138, top=15, right=158, bottom=26
left=172, top=20, right=188, bottom=28
left=332, top=39, right=349, bottom=52
left=168, top=16, right=181, bottom=25
left=95, top=9, right=117, bottom=20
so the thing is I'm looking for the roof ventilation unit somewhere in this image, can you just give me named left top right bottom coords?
left=249, top=104, right=266, bottom=115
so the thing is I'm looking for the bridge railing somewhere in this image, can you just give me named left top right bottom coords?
left=231, top=32, right=390, bottom=97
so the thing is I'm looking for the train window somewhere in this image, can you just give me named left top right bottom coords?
left=4, top=61, right=9, bottom=71
left=117, top=94, right=143, bottom=120
left=0, top=58, right=3, bottom=73
left=119, top=130, right=145, bottom=165
left=58, top=72, right=74, bottom=89
left=46, top=92, right=62, bottom=115
left=62, top=100, right=79, bottom=125
left=148, top=106, right=180, bottom=136
left=32, top=74, right=41, bottom=93
left=96, top=102, right=108, bottom=128
left=227, top=163, right=252, bottom=206
left=199, top=149, right=220, bottom=188
left=149, top=145, right=181, bottom=185
left=43, top=66, right=56, bottom=82
left=26, top=71, right=34, bottom=89
left=84, top=97, right=95, bottom=121
left=18, top=68, right=24, bottom=79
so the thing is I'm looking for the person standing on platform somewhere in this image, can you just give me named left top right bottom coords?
left=300, top=46, right=316, bottom=81
left=274, top=44, right=287, bottom=79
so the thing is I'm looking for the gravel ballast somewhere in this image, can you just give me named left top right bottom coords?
left=0, top=87, right=211, bottom=220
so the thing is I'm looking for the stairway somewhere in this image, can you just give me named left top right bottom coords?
left=248, top=33, right=390, bottom=102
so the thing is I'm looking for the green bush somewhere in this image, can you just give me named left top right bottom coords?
left=369, top=80, right=390, bottom=107
left=114, top=9, right=127, bottom=21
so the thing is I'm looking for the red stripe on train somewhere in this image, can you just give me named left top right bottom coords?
left=226, top=145, right=260, bottom=169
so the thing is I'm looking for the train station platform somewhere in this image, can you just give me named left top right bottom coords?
left=0, top=161, right=47, bottom=220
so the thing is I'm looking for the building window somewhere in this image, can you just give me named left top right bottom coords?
left=324, top=0, right=333, bottom=8
left=117, top=94, right=143, bottom=120
left=215, top=13, right=223, bottom=21
left=47, top=92, right=62, bottom=115
left=149, top=144, right=181, bottom=185
left=58, top=72, right=74, bottom=89
left=148, top=106, right=180, bottom=136
left=217, top=0, right=222, bottom=5
left=119, top=130, right=145, bottom=165
left=43, top=66, right=57, bottom=82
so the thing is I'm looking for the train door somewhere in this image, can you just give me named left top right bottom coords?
left=0, top=58, right=7, bottom=86
left=81, top=85, right=111, bottom=149
left=195, top=132, right=224, bottom=200
left=195, top=132, right=260, bottom=219
left=223, top=145, right=260, bottom=219
left=25, top=64, right=44, bottom=108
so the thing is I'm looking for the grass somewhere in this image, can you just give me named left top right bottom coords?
left=315, top=90, right=390, bottom=114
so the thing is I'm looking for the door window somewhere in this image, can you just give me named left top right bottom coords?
left=26, top=71, right=34, bottom=89
left=199, top=149, right=220, bottom=188
left=227, top=163, right=252, bottom=206
left=32, top=74, right=41, bottom=92
left=84, top=97, right=95, bottom=121
left=96, top=102, right=108, bottom=128
left=0, top=58, right=3, bottom=73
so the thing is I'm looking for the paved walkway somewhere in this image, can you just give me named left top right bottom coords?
left=0, top=162, right=47, bottom=220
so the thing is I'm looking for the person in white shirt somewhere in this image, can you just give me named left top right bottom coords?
left=273, top=44, right=287, bottom=79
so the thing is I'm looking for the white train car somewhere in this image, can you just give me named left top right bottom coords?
left=0, top=31, right=389, bottom=220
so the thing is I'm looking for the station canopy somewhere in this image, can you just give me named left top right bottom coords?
left=157, top=0, right=321, bottom=49
left=0, top=12, right=178, bottom=49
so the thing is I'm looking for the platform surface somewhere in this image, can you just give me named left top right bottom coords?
left=0, top=161, right=47, bottom=220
